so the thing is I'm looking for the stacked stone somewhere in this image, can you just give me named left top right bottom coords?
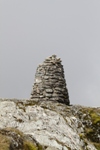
left=30, top=55, right=70, bottom=105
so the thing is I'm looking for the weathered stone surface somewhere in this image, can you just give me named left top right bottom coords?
left=46, top=147, right=59, bottom=150
left=30, top=55, right=70, bottom=105
left=0, top=127, right=43, bottom=150
left=0, top=98, right=99, bottom=150
left=45, top=89, right=53, bottom=93
left=45, top=93, right=52, bottom=98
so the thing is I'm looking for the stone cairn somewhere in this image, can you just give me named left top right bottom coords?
left=30, top=55, right=70, bottom=105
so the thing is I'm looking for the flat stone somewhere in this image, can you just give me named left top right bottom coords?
left=42, top=85, right=51, bottom=89
left=43, top=76, right=49, bottom=80
left=55, top=87, right=63, bottom=91
left=45, top=93, right=52, bottom=98
left=52, top=93, right=58, bottom=97
left=45, top=89, right=53, bottom=93
left=49, top=76, right=59, bottom=80
left=49, top=79, right=58, bottom=83
left=43, top=82, right=54, bottom=86
left=39, top=95, right=44, bottom=98
left=35, top=78, right=42, bottom=83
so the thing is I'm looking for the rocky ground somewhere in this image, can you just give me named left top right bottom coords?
left=0, top=98, right=100, bottom=150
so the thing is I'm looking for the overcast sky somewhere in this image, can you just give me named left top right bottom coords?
left=1, top=0, right=100, bottom=107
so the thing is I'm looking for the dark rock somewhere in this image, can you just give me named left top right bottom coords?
left=30, top=55, right=70, bottom=105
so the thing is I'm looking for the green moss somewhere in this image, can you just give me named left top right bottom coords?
left=24, top=141, right=43, bottom=150
left=80, top=107, right=100, bottom=127
left=9, top=128, right=43, bottom=150
left=67, top=147, right=71, bottom=150
left=79, top=107, right=100, bottom=149
left=89, top=110, right=100, bottom=124
left=37, top=144, right=43, bottom=150
left=4, top=127, right=23, bottom=137
left=94, top=143, right=100, bottom=150
left=79, top=133, right=85, bottom=139
left=85, top=128, right=94, bottom=134
left=0, top=127, right=43, bottom=150
left=24, top=141, right=38, bottom=150
left=24, top=100, right=39, bottom=107
left=0, top=133, right=10, bottom=150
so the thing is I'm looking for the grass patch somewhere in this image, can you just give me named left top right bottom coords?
left=89, top=110, right=100, bottom=124
left=24, top=141, right=38, bottom=150
left=0, top=128, right=43, bottom=150
left=0, top=134, right=10, bottom=150
left=94, top=143, right=100, bottom=150
left=79, top=107, right=100, bottom=149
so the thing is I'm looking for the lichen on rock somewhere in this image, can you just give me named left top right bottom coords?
left=0, top=98, right=99, bottom=150
left=0, top=127, right=43, bottom=150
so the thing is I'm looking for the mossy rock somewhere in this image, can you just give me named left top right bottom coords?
left=79, top=107, right=100, bottom=149
left=89, top=109, right=100, bottom=124
left=24, top=141, right=38, bottom=150
left=94, top=143, right=100, bottom=150
left=0, top=128, right=43, bottom=150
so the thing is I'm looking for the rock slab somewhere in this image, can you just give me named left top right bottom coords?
left=0, top=98, right=99, bottom=150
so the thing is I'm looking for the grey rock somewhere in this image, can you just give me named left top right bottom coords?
left=45, top=93, right=52, bottom=98
left=0, top=99, right=99, bottom=150
left=43, top=76, right=49, bottom=80
left=45, top=89, right=53, bottom=93
left=30, top=55, right=70, bottom=105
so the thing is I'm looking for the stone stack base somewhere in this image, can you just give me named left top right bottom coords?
left=30, top=55, right=70, bottom=105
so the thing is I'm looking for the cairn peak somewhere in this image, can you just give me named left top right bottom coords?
left=30, top=55, right=70, bottom=105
